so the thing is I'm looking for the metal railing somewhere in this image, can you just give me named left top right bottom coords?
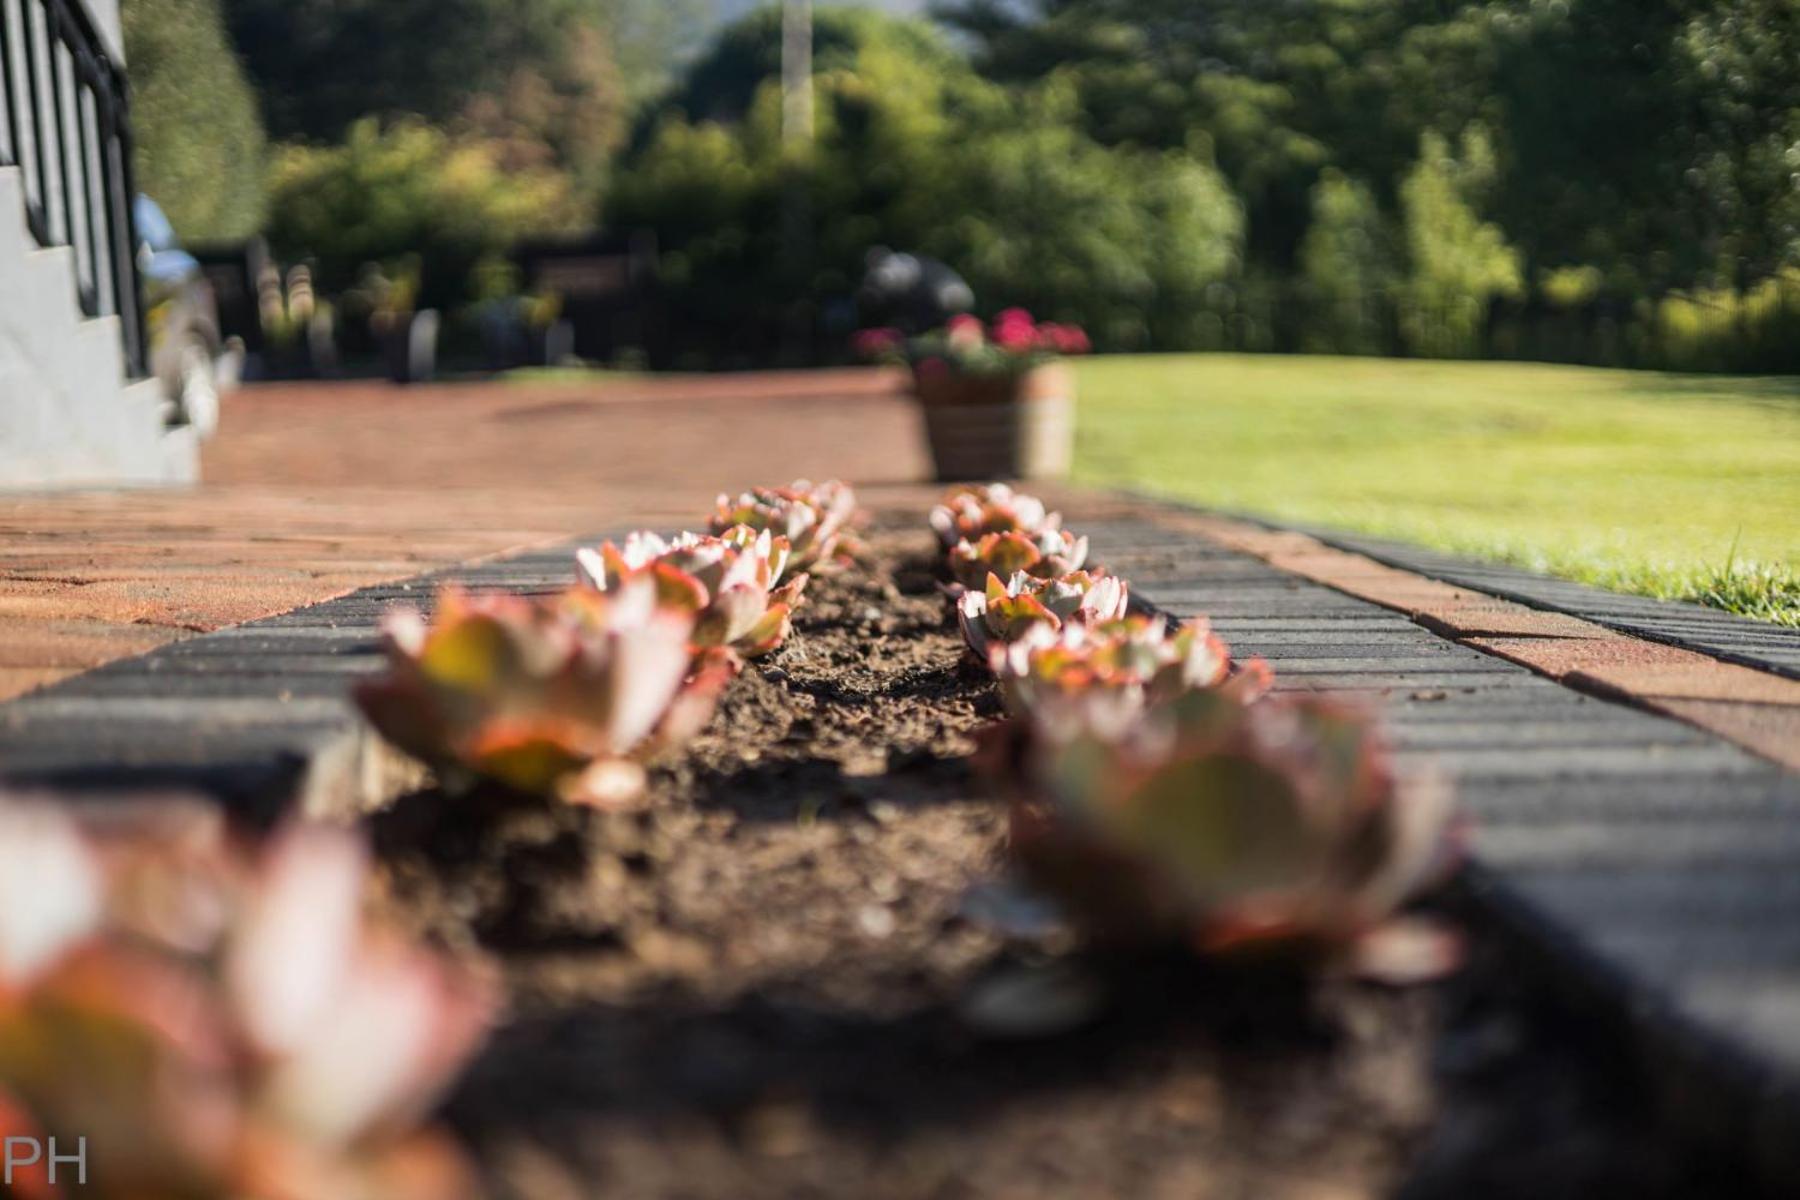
left=0, top=0, right=146, bottom=378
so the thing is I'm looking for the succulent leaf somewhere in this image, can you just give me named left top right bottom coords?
left=993, top=691, right=1461, bottom=980
left=957, top=570, right=1131, bottom=660
left=929, top=483, right=1060, bottom=549
left=355, top=581, right=726, bottom=804
left=709, top=480, right=858, bottom=571
left=948, top=528, right=1091, bottom=590
left=579, top=526, right=806, bottom=659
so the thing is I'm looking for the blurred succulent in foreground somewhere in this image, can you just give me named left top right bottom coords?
left=947, top=527, right=1090, bottom=591
left=988, top=691, right=1461, bottom=983
left=957, top=570, right=1130, bottom=661
left=929, top=483, right=1059, bottom=549
left=709, top=479, right=859, bottom=571
left=577, top=526, right=808, bottom=659
left=0, top=802, right=494, bottom=1199
left=355, top=582, right=734, bottom=806
left=991, top=615, right=1267, bottom=736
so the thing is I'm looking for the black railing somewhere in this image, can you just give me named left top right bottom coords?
left=0, top=0, right=146, bottom=378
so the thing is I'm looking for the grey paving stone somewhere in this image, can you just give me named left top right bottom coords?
left=1081, top=507, right=1800, bottom=1173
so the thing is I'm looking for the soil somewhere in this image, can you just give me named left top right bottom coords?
left=363, top=516, right=1729, bottom=1200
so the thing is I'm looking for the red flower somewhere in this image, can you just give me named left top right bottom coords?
left=851, top=327, right=904, bottom=360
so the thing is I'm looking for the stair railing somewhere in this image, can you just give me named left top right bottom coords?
left=0, top=0, right=146, bottom=379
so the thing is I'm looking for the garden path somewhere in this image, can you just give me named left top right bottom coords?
left=4, top=371, right=1800, bottom=1186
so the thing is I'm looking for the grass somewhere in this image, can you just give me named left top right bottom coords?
left=1070, top=354, right=1800, bottom=626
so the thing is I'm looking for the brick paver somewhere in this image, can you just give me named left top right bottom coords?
left=0, top=370, right=921, bottom=700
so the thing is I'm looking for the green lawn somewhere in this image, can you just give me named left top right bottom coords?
left=1071, top=355, right=1800, bottom=625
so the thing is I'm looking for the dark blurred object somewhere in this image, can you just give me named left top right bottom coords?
left=188, top=237, right=271, bottom=356
left=514, top=234, right=661, bottom=366
left=137, top=195, right=229, bottom=436
left=857, top=248, right=975, bottom=336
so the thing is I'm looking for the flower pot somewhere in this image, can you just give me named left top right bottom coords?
left=914, top=363, right=1075, bottom=482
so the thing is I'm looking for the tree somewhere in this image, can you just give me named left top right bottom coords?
left=1299, top=170, right=1396, bottom=355
left=1397, top=128, right=1522, bottom=358
left=265, top=119, right=584, bottom=307
left=123, top=0, right=266, bottom=240
left=222, top=0, right=628, bottom=200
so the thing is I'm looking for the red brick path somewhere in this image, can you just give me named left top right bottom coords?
left=0, top=370, right=923, bottom=701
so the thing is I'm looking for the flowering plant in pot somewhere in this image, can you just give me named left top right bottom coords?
left=855, top=312, right=1090, bottom=482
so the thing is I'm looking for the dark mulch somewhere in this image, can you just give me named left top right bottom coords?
left=362, top=517, right=1734, bottom=1199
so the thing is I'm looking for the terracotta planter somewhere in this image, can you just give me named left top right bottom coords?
left=913, top=363, right=1075, bottom=482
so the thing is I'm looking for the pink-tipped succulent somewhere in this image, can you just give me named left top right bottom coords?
left=0, top=803, right=495, bottom=1199
left=947, top=527, right=1090, bottom=591
left=989, top=614, right=1267, bottom=737
left=929, top=483, right=1060, bottom=550
left=577, top=525, right=808, bottom=659
left=709, top=479, right=858, bottom=571
left=994, top=691, right=1462, bottom=983
left=355, top=581, right=735, bottom=806
left=957, top=570, right=1130, bottom=661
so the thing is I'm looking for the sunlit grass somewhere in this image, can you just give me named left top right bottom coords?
left=1072, top=354, right=1800, bottom=625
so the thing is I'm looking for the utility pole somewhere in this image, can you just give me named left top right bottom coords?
left=781, top=0, right=815, bottom=149
left=780, top=0, right=815, bottom=363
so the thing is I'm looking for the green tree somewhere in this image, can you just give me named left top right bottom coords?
left=1397, top=128, right=1522, bottom=358
left=223, top=0, right=628, bottom=200
left=612, top=10, right=1244, bottom=361
left=1299, top=169, right=1396, bottom=355
left=123, top=0, right=266, bottom=240
left=265, top=119, right=584, bottom=307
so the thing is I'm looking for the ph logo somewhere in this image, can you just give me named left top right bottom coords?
left=4, top=1136, right=86, bottom=1186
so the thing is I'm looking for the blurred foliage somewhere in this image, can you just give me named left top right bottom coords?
left=223, top=0, right=629, bottom=201
left=265, top=119, right=584, bottom=310
left=611, top=9, right=1242, bottom=363
left=123, top=0, right=266, bottom=240
left=1396, top=128, right=1522, bottom=358
left=942, top=0, right=1800, bottom=372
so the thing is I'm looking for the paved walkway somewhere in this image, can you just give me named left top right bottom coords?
left=5, top=370, right=1800, bottom=1184
left=0, top=371, right=920, bottom=701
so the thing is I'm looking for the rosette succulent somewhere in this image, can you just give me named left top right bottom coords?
left=709, top=479, right=858, bottom=571
left=957, top=570, right=1130, bottom=661
left=577, top=525, right=808, bottom=659
left=993, top=691, right=1461, bottom=982
left=947, top=527, right=1091, bottom=591
left=929, top=483, right=1059, bottom=549
left=0, top=804, right=495, bottom=1200
left=990, top=615, right=1265, bottom=736
left=355, top=582, right=735, bottom=806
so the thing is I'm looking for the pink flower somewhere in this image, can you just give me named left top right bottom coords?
left=992, top=308, right=1039, bottom=352
left=1038, top=323, right=1091, bottom=355
left=851, top=327, right=904, bottom=360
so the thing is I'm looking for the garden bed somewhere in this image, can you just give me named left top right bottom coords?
left=365, top=517, right=1446, bottom=1197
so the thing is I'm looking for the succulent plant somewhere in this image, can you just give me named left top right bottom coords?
left=709, top=479, right=858, bottom=571
left=947, top=527, right=1091, bottom=591
left=990, top=614, right=1268, bottom=738
left=0, top=803, right=494, bottom=1199
left=992, top=690, right=1461, bottom=982
left=957, top=570, right=1130, bottom=661
left=355, top=582, right=735, bottom=806
left=577, top=525, right=808, bottom=659
left=929, top=484, right=1060, bottom=549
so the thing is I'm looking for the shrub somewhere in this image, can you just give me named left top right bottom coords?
left=264, top=118, right=584, bottom=309
left=124, top=0, right=266, bottom=240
